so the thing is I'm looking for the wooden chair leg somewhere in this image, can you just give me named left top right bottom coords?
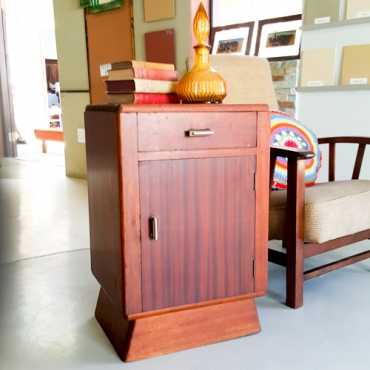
left=42, top=140, right=47, bottom=153
left=285, top=158, right=306, bottom=309
left=286, top=239, right=304, bottom=308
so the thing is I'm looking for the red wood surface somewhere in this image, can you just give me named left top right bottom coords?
left=138, top=112, right=257, bottom=152
left=96, top=288, right=260, bottom=362
left=254, top=111, right=270, bottom=293
left=145, top=29, right=176, bottom=66
left=86, top=104, right=270, bottom=360
left=139, top=156, right=256, bottom=311
left=119, top=114, right=143, bottom=315
left=85, top=111, right=123, bottom=310
left=34, top=129, right=64, bottom=141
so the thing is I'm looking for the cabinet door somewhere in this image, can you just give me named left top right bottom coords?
left=139, top=156, right=256, bottom=312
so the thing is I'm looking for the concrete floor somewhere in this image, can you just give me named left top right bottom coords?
left=1, top=158, right=370, bottom=370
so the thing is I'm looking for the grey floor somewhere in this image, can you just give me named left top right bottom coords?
left=1, top=157, right=370, bottom=370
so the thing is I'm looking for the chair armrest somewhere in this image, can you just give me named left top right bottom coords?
left=271, top=146, right=315, bottom=160
left=270, top=146, right=307, bottom=258
left=318, top=137, right=370, bottom=145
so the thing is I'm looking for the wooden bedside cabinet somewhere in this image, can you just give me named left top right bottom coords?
left=85, top=104, right=270, bottom=362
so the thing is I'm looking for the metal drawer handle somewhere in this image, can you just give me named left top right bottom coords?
left=149, top=216, right=159, bottom=241
left=185, top=129, right=215, bottom=137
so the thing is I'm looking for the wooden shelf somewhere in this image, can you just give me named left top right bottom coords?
left=302, top=16, right=370, bottom=31
left=296, top=85, right=370, bottom=93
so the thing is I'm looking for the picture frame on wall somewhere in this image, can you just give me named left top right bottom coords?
left=211, top=22, right=255, bottom=56
left=255, top=15, right=302, bottom=61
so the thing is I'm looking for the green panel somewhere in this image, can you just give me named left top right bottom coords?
left=87, top=0, right=123, bottom=13
left=80, top=0, right=90, bottom=7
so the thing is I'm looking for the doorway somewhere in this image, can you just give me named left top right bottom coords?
left=1, top=0, right=64, bottom=168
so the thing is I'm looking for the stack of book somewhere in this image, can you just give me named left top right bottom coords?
left=106, top=60, right=179, bottom=104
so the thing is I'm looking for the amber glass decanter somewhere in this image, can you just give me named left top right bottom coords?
left=176, top=2, right=227, bottom=103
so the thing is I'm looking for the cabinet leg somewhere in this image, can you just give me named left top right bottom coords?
left=95, top=288, right=261, bottom=362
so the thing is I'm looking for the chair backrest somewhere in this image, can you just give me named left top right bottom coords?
left=210, top=55, right=278, bottom=109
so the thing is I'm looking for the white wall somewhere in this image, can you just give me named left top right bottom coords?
left=3, top=0, right=57, bottom=140
left=297, top=22, right=370, bottom=181
left=212, top=0, right=303, bottom=54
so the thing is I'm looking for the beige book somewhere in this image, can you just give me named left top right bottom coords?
left=111, top=60, right=175, bottom=71
left=346, top=0, right=370, bottom=19
left=300, top=48, right=337, bottom=87
left=341, top=44, right=370, bottom=85
left=106, top=79, right=177, bottom=93
left=304, top=0, right=341, bottom=25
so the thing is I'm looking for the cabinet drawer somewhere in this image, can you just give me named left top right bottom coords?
left=137, top=112, right=257, bottom=152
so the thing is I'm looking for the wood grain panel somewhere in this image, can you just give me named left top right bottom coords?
left=254, top=111, right=270, bottom=293
left=86, top=4, right=133, bottom=104
left=119, top=113, right=142, bottom=315
left=85, top=110, right=123, bottom=309
left=96, top=288, right=260, bottom=362
left=138, top=112, right=257, bottom=152
left=139, top=156, right=256, bottom=312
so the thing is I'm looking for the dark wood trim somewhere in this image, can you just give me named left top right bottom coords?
left=255, top=14, right=302, bottom=61
left=210, top=21, right=255, bottom=55
left=61, top=90, right=90, bottom=94
left=329, top=142, right=336, bottom=182
left=45, top=58, right=58, bottom=64
left=318, top=136, right=370, bottom=145
left=268, top=249, right=286, bottom=267
left=304, top=250, right=370, bottom=281
left=285, top=157, right=305, bottom=309
left=353, top=143, right=366, bottom=180
left=318, top=136, right=370, bottom=182
left=86, top=104, right=269, bottom=113
left=304, top=229, right=370, bottom=258
left=271, top=146, right=314, bottom=160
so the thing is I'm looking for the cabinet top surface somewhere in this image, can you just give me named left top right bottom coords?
left=86, top=103, right=269, bottom=113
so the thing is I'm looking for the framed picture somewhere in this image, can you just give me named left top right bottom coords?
left=211, top=22, right=255, bottom=56
left=255, top=15, right=302, bottom=61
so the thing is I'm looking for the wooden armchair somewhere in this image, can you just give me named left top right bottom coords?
left=209, top=55, right=370, bottom=309
left=269, top=137, right=370, bottom=308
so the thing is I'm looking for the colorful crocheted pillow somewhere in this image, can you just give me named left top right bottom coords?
left=271, top=111, right=321, bottom=190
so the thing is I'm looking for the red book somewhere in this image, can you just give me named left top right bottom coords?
left=107, top=93, right=179, bottom=104
left=109, top=68, right=178, bottom=81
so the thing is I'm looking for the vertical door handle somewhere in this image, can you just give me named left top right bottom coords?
left=149, top=216, right=159, bottom=241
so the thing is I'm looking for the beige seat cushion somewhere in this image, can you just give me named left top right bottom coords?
left=270, top=180, right=370, bottom=244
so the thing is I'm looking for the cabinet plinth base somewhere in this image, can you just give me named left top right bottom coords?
left=95, top=288, right=261, bottom=362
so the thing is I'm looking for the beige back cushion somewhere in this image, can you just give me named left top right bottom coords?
left=209, top=55, right=278, bottom=109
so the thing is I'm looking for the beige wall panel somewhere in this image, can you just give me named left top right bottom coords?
left=346, top=0, right=370, bottom=19
left=341, top=44, right=370, bottom=85
left=304, top=0, right=341, bottom=25
left=60, top=93, right=90, bottom=178
left=143, top=0, right=175, bottom=22
left=300, top=48, right=336, bottom=87
left=53, top=0, right=89, bottom=90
